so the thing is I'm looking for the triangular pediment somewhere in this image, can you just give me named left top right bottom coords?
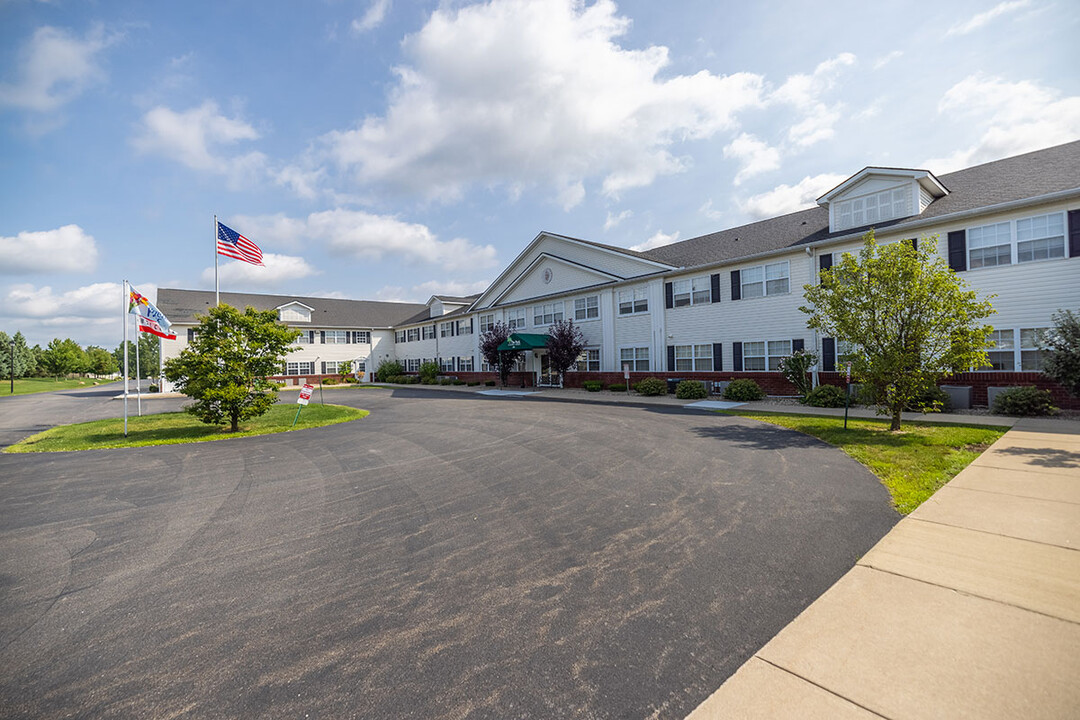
left=496, top=255, right=620, bottom=306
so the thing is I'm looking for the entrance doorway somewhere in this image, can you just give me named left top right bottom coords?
left=538, top=353, right=560, bottom=387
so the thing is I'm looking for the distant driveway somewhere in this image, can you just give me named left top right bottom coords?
left=0, top=387, right=897, bottom=719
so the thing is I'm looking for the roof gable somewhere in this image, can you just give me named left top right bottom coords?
left=495, top=254, right=621, bottom=306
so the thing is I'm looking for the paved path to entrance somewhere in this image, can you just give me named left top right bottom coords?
left=687, top=416, right=1080, bottom=719
left=1, top=386, right=897, bottom=719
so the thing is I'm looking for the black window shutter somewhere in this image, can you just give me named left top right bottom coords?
left=309, top=330, right=315, bottom=343
left=947, top=230, right=967, bottom=271
left=187, top=328, right=194, bottom=342
left=712, top=342, right=723, bottom=371
left=345, top=331, right=352, bottom=344
left=470, top=318, right=474, bottom=332
left=321, top=362, right=326, bottom=374
left=710, top=273, right=721, bottom=303
left=822, top=338, right=836, bottom=372
left=320, top=330, right=326, bottom=343
left=792, top=338, right=804, bottom=352
left=1069, top=209, right=1080, bottom=258
left=909, top=238, right=918, bottom=251
left=666, top=345, right=675, bottom=372
left=664, top=282, right=674, bottom=309
left=730, top=270, right=741, bottom=301
left=819, top=253, right=833, bottom=271
left=732, top=342, right=743, bottom=371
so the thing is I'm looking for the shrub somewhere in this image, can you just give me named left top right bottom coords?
left=634, top=377, right=666, bottom=396
left=420, top=377, right=437, bottom=385
left=804, top=383, right=847, bottom=408
left=375, top=359, right=405, bottom=382
left=723, top=379, right=766, bottom=401
left=439, top=378, right=455, bottom=385
left=992, top=386, right=1058, bottom=416
left=778, top=349, right=817, bottom=398
left=675, top=379, right=708, bottom=399
left=418, top=361, right=440, bottom=383
left=905, top=385, right=951, bottom=413
left=468, top=381, right=480, bottom=386
left=485, top=380, right=496, bottom=386
left=607, top=383, right=627, bottom=392
left=148, top=384, right=159, bottom=393
left=453, top=380, right=467, bottom=385
left=583, top=380, right=603, bottom=392
left=343, top=376, right=358, bottom=383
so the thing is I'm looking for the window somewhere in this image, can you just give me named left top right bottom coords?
left=322, top=330, right=345, bottom=344
left=479, top=314, right=495, bottom=332
left=742, top=340, right=791, bottom=371
left=741, top=262, right=789, bottom=298
left=285, top=361, right=315, bottom=376
left=618, top=286, right=648, bottom=315
left=574, top=295, right=599, bottom=321
left=406, top=358, right=420, bottom=372
left=1016, top=213, right=1066, bottom=263
left=458, top=356, right=474, bottom=371
left=296, top=332, right=312, bottom=344
left=456, top=319, right=473, bottom=335
left=406, top=328, right=420, bottom=342
left=672, top=279, right=691, bottom=307
left=440, top=322, right=453, bottom=337
left=279, top=306, right=310, bottom=322
left=507, top=308, right=526, bottom=330
left=533, top=302, right=563, bottom=326
left=692, top=277, right=711, bottom=304
left=836, top=187, right=910, bottom=231
left=354, top=360, right=366, bottom=373
left=353, top=331, right=371, bottom=344
left=619, top=347, right=650, bottom=372
left=323, top=361, right=340, bottom=374
left=439, top=357, right=455, bottom=372
left=968, top=222, right=1012, bottom=269
left=395, top=330, right=405, bottom=343
left=422, top=326, right=436, bottom=340
left=674, top=344, right=712, bottom=371
left=574, top=348, right=600, bottom=372
left=1021, top=328, right=1048, bottom=371
left=987, top=329, right=1015, bottom=370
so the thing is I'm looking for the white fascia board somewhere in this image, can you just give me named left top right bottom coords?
left=817, top=167, right=942, bottom=206
left=274, top=301, right=316, bottom=312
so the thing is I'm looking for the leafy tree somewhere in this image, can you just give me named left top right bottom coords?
left=164, top=304, right=300, bottom=432
left=418, top=360, right=440, bottom=382
left=86, top=346, right=118, bottom=376
left=1041, top=309, right=1080, bottom=396
left=800, top=232, right=996, bottom=430
left=29, top=344, right=47, bottom=377
left=0, top=331, right=37, bottom=378
left=778, top=349, right=817, bottom=398
left=114, top=333, right=161, bottom=379
left=479, top=321, right=523, bottom=387
left=39, top=338, right=88, bottom=379
left=545, top=319, right=585, bottom=387
left=374, top=359, right=404, bottom=382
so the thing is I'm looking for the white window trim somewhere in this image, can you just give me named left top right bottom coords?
left=574, top=295, right=600, bottom=321
left=618, top=345, right=650, bottom=372
left=674, top=343, right=713, bottom=372
left=742, top=339, right=792, bottom=371
left=618, top=286, right=649, bottom=315
left=740, top=261, right=790, bottom=299
left=965, top=211, right=1069, bottom=271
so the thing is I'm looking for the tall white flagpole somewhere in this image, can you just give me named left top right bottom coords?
left=214, top=214, right=219, bottom=306
left=123, top=280, right=129, bottom=437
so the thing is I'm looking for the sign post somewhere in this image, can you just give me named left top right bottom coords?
left=292, top=383, right=314, bottom=427
left=844, top=362, right=852, bottom=429
left=623, top=363, right=631, bottom=393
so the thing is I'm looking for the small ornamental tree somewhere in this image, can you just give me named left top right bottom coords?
left=800, top=231, right=996, bottom=430
left=545, top=319, right=586, bottom=387
left=40, top=338, right=87, bottom=379
left=164, top=304, right=300, bottom=432
left=778, top=349, right=817, bottom=398
left=479, top=321, right=522, bottom=387
left=1041, top=309, right=1080, bottom=397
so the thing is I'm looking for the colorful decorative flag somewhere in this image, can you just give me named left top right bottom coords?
left=216, top=221, right=264, bottom=266
left=128, top=285, right=173, bottom=337
left=136, top=315, right=176, bottom=340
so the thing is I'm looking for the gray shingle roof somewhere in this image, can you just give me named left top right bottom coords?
left=156, top=289, right=427, bottom=328
left=639, top=140, right=1080, bottom=269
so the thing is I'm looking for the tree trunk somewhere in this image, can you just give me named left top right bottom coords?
left=230, top=412, right=239, bottom=433
left=890, top=405, right=902, bottom=431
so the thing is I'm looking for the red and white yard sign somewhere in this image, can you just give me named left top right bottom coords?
left=297, top=383, right=314, bottom=405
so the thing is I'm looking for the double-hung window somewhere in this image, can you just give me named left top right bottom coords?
left=395, top=330, right=405, bottom=343
left=986, top=329, right=1015, bottom=370
left=507, top=308, right=526, bottom=330
left=672, top=279, right=692, bottom=307
left=439, top=357, right=455, bottom=372
left=691, top=277, right=711, bottom=304
left=741, top=262, right=789, bottom=298
left=296, top=332, right=312, bottom=345
left=619, top=347, right=650, bottom=371
left=323, top=361, right=340, bottom=374
left=458, top=356, right=474, bottom=371
left=456, top=319, right=473, bottom=335
left=1020, top=328, right=1048, bottom=370
left=324, top=330, right=348, bottom=344
left=353, top=331, right=371, bottom=344
left=406, top=328, right=420, bottom=342
left=286, top=361, right=315, bottom=376
left=968, top=222, right=1012, bottom=269
left=1016, top=213, right=1066, bottom=263
left=422, top=326, right=436, bottom=340
left=479, top=314, right=495, bottom=332
left=440, top=322, right=453, bottom=337
left=674, top=344, right=712, bottom=371
left=406, top=358, right=420, bottom=372
left=741, top=340, right=791, bottom=371
left=533, top=302, right=563, bottom=326
left=574, top=348, right=600, bottom=372
left=618, top=286, right=648, bottom=315
left=574, top=296, right=599, bottom=321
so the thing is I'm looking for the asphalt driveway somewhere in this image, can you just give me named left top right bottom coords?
left=0, top=386, right=898, bottom=719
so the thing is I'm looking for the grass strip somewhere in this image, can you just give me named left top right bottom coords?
left=722, top=410, right=1007, bottom=514
left=2, top=377, right=109, bottom=396
left=6, top=402, right=368, bottom=453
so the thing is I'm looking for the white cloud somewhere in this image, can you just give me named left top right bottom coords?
left=231, top=209, right=499, bottom=271
left=133, top=100, right=267, bottom=187
left=201, top=253, right=317, bottom=288
left=353, top=0, right=391, bottom=32
left=723, top=132, right=780, bottom=185
left=925, top=75, right=1080, bottom=172
left=770, top=53, right=854, bottom=148
left=0, top=23, right=118, bottom=112
left=699, top=199, right=724, bottom=222
left=630, top=229, right=679, bottom=252
left=946, top=0, right=1031, bottom=37
left=872, top=50, right=903, bottom=70
left=319, top=0, right=765, bottom=205
left=603, top=209, right=632, bottom=231
left=737, top=173, right=846, bottom=220
left=0, top=225, right=98, bottom=274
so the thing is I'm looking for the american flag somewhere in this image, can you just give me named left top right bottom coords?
left=216, top=222, right=264, bottom=266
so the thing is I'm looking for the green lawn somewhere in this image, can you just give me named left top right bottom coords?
left=5, top=402, right=369, bottom=453
left=2, top=377, right=110, bottom=396
left=723, top=411, right=1008, bottom=514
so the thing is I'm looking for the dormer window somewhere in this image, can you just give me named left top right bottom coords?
left=277, top=301, right=314, bottom=323
left=818, top=167, right=948, bottom=234
left=836, top=187, right=911, bottom=231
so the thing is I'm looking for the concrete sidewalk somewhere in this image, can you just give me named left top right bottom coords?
left=686, top=417, right=1080, bottom=719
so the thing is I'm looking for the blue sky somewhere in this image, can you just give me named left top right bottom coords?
left=2, top=0, right=1078, bottom=348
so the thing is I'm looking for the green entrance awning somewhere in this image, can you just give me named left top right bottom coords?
left=497, top=333, right=549, bottom=352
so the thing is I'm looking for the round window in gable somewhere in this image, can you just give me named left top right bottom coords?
left=542, top=268, right=553, bottom=284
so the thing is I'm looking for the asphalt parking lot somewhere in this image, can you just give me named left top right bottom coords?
left=0, top=386, right=898, bottom=719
